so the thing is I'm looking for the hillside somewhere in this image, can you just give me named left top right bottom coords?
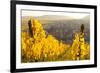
left=22, top=15, right=90, bottom=43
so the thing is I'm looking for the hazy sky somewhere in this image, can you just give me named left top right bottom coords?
left=22, top=10, right=90, bottom=19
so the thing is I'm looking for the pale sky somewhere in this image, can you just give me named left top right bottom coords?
left=22, top=10, right=90, bottom=19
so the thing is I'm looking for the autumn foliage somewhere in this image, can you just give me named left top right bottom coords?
left=21, top=18, right=90, bottom=63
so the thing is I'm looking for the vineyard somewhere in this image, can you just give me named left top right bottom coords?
left=21, top=18, right=90, bottom=63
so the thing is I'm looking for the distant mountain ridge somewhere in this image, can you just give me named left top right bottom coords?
left=35, top=15, right=76, bottom=21
left=22, top=15, right=90, bottom=21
